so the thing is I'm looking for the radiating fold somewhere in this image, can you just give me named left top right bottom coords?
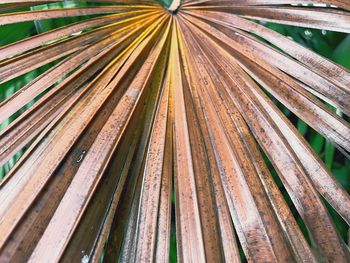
left=0, top=1, right=350, bottom=262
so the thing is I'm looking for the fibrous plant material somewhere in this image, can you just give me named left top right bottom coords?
left=0, top=0, right=349, bottom=262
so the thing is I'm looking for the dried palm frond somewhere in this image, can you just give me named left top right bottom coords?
left=0, top=0, right=349, bottom=262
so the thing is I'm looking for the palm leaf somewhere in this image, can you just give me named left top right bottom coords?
left=0, top=0, right=349, bottom=262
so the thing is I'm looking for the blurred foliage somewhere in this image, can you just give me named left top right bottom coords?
left=0, top=2, right=349, bottom=262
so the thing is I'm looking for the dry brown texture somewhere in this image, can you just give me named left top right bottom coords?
left=0, top=0, right=349, bottom=262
